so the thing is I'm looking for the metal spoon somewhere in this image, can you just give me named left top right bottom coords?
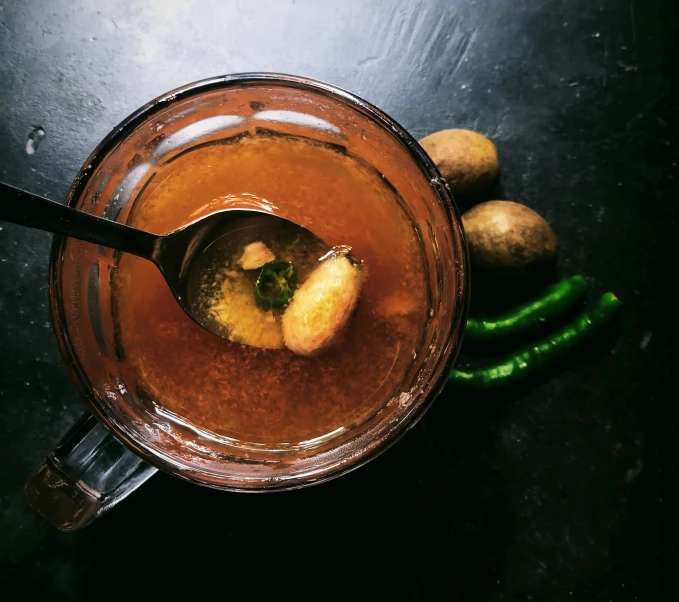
left=0, top=182, right=328, bottom=345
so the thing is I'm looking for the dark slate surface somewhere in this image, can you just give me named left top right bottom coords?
left=1, top=0, right=677, bottom=599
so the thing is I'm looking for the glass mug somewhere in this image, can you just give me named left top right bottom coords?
left=24, top=74, right=469, bottom=530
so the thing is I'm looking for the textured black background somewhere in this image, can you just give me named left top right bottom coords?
left=1, top=0, right=677, bottom=600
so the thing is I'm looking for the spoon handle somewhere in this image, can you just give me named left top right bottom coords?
left=0, top=182, right=159, bottom=260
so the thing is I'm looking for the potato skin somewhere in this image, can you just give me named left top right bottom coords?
left=462, top=201, right=558, bottom=274
left=419, top=129, right=499, bottom=196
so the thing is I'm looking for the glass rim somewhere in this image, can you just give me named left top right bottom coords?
left=48, top=72, right=470, bottom=490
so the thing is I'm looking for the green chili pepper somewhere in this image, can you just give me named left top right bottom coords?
left=255, top=261, right=297, bottom=308
left=450, top=292, right=621, bottom=389
left=465, top=275, right=588, bottom=343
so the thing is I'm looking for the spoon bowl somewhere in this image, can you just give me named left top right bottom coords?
left=160, top=209, right=329, bottom=346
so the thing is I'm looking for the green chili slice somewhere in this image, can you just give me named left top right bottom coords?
left=255, top=261, right=297, bottom=308
left=465, top=275, right=588, bottom=343
left=450, top=292, right=622, bottom=389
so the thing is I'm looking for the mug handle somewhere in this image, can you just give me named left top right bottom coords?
left=25, top=413, right=157, bottom=531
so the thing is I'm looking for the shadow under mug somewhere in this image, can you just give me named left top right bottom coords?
left=24, top=73, right=469, bottom=531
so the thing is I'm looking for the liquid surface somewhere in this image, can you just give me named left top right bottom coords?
left=115, top=135, right=428, bottom=445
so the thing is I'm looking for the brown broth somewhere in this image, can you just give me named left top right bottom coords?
left=115, top=135, right=428, bottom=446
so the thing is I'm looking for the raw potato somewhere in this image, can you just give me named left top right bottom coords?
left=239, top=241, right=276, bottom=270
left=462, top=201, right=557, bottom=274
left=282, top=250, right=366, bottom=357
left=419, top=129, right=499, bottom=196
